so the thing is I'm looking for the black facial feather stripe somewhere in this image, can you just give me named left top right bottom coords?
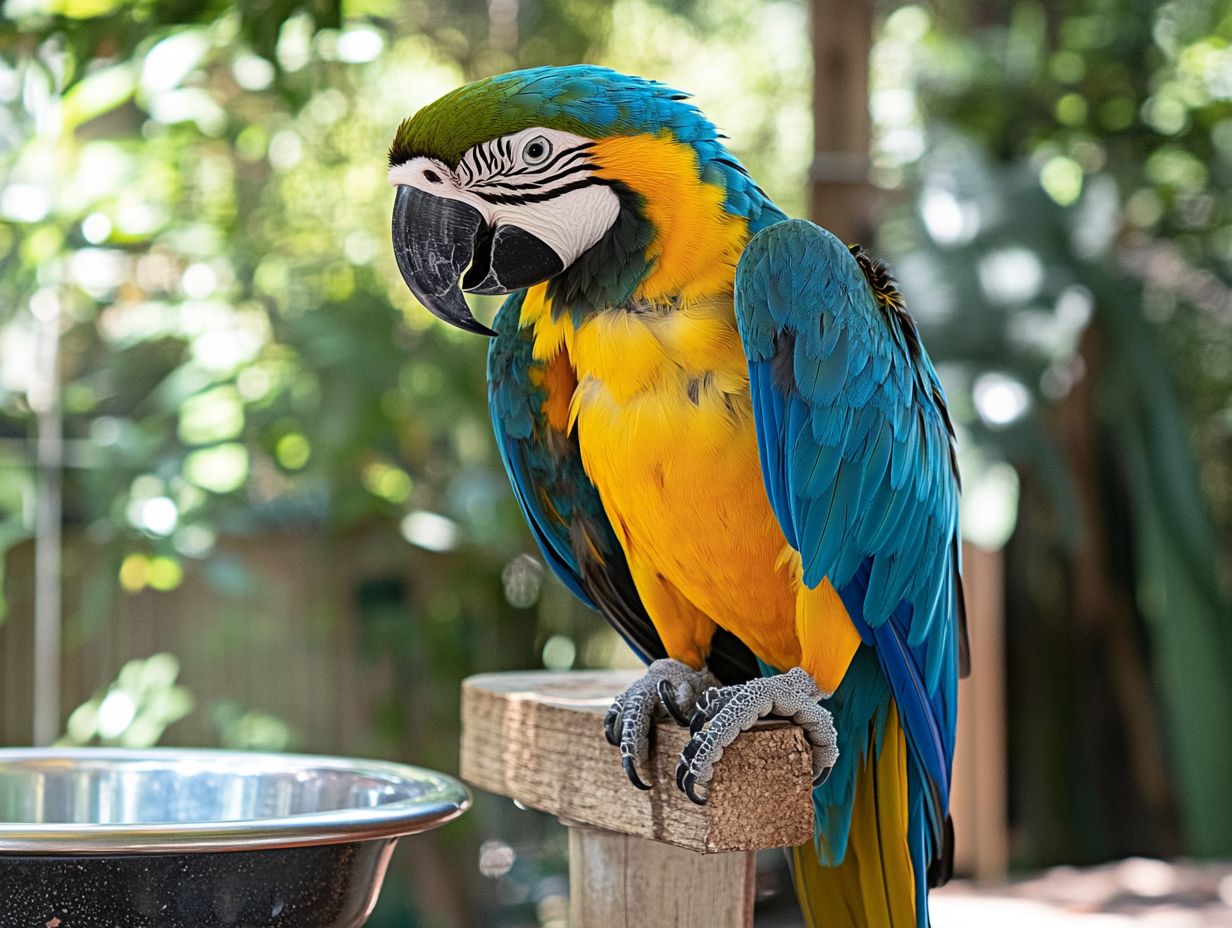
left=489, top=154, right=592, bottom=187
left=460, top=140, right=593, bottom=183
left=462, top=141, right=498, bottom=181
left=472, top=161, right=594, bottom=192
left=471, top=176, right=615, bottom=206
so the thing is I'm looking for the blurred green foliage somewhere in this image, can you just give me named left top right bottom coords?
left=59, top=652, right=193, bottom=747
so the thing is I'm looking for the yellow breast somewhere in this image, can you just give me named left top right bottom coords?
left=550, top=291, right=802, bottom=669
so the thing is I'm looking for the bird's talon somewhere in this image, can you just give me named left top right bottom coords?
left=682, top=774, right=708, bottom=805
left=604, top=659, right=720, bottom=790
left=622, top=755, right=651, bottom=790
left=696, top=687, right=717, bottom=712
left=603, top=705, right=621, bottom=746
left=673, top=668, right=838, bottom=801
left=679, top=737, right=701, bottom=764
left=657, top=679, right=691, bottom=726
left=813, top=765, right=833, bottom=787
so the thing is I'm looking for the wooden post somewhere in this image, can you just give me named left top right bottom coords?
left=951, top=543, right=1009, bottom=880
left=809, top=0, right=875, bottom=243
left=569, top=828, right=755, bottom=928
left=460, top=671, right=815, bottom=928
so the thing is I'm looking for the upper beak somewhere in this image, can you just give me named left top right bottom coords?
left=392, top=185, right=494, bottom=336
left=391, top=185, right=564, bottom=337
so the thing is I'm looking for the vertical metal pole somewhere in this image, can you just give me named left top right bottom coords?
left=809, top=0, right=874, bottom=243
left=30, top=290, right=62, bottom=746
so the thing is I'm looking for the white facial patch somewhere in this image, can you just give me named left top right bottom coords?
left=498, top=183, right=619, bottom=267
left=388, top=127, right=620, bottom=271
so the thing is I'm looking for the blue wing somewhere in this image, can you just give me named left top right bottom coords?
left=488, top=293, right=758, bottom=683
left=734, top=219, right=967, bottom=871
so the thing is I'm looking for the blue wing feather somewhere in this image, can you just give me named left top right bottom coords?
left=734, top=219, right=965, bottom=888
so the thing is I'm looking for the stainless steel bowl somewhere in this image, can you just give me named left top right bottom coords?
left=0, top=747, right=470, bottom=928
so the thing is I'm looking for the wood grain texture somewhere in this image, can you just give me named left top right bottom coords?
left=569, top=827, right=755, bottom=928
left=460, top=670, right=814, bottom=853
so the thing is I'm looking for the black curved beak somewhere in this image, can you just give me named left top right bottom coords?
left=391, top=186, right=564, bottom=337
left=392, top=185, right=493, bottom=336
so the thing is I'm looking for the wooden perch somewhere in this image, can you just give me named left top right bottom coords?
left=461, top=670, right=815, bottom=851
left=460, top=670, right=816, bottom=928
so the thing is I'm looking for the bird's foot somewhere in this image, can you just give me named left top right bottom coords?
left=676, top=666, right=838, bottom=804
left=604, top=659, right=721, bottom=790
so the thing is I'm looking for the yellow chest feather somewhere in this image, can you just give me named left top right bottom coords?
left=547, top=295, right=800, bottom=666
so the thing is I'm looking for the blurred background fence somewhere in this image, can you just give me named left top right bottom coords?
left=2, top=0, right=1231, bottom=925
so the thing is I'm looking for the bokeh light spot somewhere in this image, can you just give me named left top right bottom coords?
left=542, top=634, right=576, bottom=671
left=81, top=212, right=112, bottom=244
left=973, top=372, right=1032, bottom=428
left=275, top=433, right=311, bottom=470
left=479, top=840, right=516, bottom=878
left=1040, top=156, right=1083, bottom=206
left=183, top=443, right=249, bottom=494
left=119, top=553, right=149, bottom=592
left=401, top=511, right=458, bottom=551
left=361, top=461, right=412, bottom=503
left=146, top=556, right=184, bottom=591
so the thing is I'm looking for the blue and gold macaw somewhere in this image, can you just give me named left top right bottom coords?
left=388, top=65, right=967, bottom=927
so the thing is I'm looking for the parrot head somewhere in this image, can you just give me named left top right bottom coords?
left=387, top=65, right=779, bottom=335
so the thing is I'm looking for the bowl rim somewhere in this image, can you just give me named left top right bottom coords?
left=0, top=746, right=470, bottom=855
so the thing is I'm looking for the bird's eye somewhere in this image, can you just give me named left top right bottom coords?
left=522, top=136, right=551, bottom=166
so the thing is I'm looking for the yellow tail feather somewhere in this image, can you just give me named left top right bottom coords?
left=791, top=708, right=917, bottom=928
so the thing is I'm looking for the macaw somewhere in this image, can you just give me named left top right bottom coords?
left=388, top=65, right=967, bottom=927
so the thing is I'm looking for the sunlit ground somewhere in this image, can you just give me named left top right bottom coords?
left=753, top=860, right=1232, bottom=927
left=930, top=860, right=1232, bottom=928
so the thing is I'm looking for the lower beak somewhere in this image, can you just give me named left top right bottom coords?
left=391, top=186, right=564, bottom=337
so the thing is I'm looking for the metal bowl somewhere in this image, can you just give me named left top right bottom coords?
left=0, top=747, right=470, bottom=928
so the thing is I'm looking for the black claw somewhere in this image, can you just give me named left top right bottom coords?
left=812, top=765, right=833, bottom=788
left=680, top=738, right=701, bottom=764
left=689, top=709, right=707, bottom=735
left=682, top=773, right=708, bottom=805
left=623, top=755, right=651, bottom=790
left=658, top=680, right=691, bottom=726
left=603, top=707, right=620, bottom=746
left=675, top=759, right=687, bottom=792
